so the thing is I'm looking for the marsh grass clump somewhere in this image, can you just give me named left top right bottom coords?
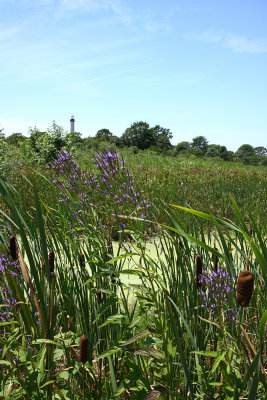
left=236, top=270, right=254, bottom=307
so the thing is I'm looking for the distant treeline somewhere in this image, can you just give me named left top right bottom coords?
left=0, top=121, right=266, bottom=166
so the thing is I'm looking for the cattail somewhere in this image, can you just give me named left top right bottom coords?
left=9, top=236, right=17, bottom=261
left=212, top=247, right=218, bottom=272
left=79, top=335, right=88, bottom=364
left=79, top=253, right=85, bottom=269
left=236, top=270, right=254, bottom=307
left=96, top=290, right=102, bottom=304
left=196, top=253, right=203, bottom=289
left=49, top=251, right=55, bottom=276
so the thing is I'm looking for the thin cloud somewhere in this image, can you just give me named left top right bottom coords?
left=59, top=0, right=133, bottom=24
left=187, top=30, right=267, bottom=54
left=80, top=61, right=161, bottom=85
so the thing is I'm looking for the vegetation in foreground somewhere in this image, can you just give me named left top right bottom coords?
left=0, top=150, right=266, bottom=399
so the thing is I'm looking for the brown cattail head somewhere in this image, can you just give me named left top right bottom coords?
left=9, top=236, right=17, bottom=261
left=79, top=335, right=88, bottom=364
left=79, top=253, right=85, bottom=269
left=196, top=253, right=203, bottom=289
left=212, top=247, right=218, bottom=272
left=49, top=251, right=55, bottom=276
left=236, top=270, right=254, bottom=307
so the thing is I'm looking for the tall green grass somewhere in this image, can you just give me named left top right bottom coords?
left=0, top=154, right=266, bottom=399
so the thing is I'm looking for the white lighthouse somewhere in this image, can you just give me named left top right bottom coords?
left=70, top=115, right=75, bottom=133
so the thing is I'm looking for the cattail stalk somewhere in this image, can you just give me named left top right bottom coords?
left=196, top=253, right=203, bottom=289
left=9, top=236, right=18, bottom=261
left=14, top=239, right=48, bottom=337
left=48, top=251, right=55, bottom=276
left=236, top=270, right=254, bottom=307
left=96, top=290, right=102, bottom=304
left=79, top=253, right=85, bottom=269
left=212, top=247, right=218, bottom=272
left=79, top=334, right=88, bottom=400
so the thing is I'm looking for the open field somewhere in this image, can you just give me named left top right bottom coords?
left=0, top=151, right=266, bottom=399
left=1, top=150, right=267, bottom=232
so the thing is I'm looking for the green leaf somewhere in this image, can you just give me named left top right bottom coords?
left=171, top=205, right=240, bottom=232
left=236, top=351, right=260, bottom=399
left=259, top=309, right=267, bottom=351
left=132, top=348, right=164, bottom=359
left=162, top=224, right=225, bottom=261
left=211, top=350, right=226, bottom=374
left=108, top=355, right=118, bottom=396
left=33, top=184, right=49, bottom=280
left=99, top=314, right=125, bottom=328
left=97, top=347, right=120, bottom=360
left=0, top=321, right=19, bottom=327
left=106, top=253, right=133, bottom=264
left=198, top=316, right=220, bottom=328
left=167, top=338, right=176, bottom=357
left=120, top=330, right=150, bottom=346
left=192, top=351, right=217, bottom=357
left=117, top=269, right=141, bottom=275
left=248, top=356, right=260, bottom=400
left=40, top=380, right=55, bottom=389
left=0, top=360, right=11, bottom=366
left=32, top=339, right=60, bottom=346
left=58, top=371, right=70, bottom=379
left=94, top=296, right=118, bottom=323
left=209, top=382, right=223, bottom=387
left=229, top=194, right=250, bottom=235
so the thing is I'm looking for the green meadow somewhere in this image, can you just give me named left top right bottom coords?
left=0, top=149, right=266, bottom=399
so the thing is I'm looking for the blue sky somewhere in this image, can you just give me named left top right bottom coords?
left=1, top=0, right=267, bottom=151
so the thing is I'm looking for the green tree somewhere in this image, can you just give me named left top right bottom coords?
left=206, top=144, right=229, bottom=160
left=236, top=144, right=255, bottom=158
left=152, top=125, right=173, bottom=151
left=176, top=141, right=190, bottom=153
left=110, top=135, right=122, bottom=147
left=121, top=121, right=155, bottom=150
left=28, top=121, right=67, bottom=163
left=46, top=121, right=66, bottom=152
left=191, top=136, right=208, bottom=152
left=0, top=127, right=5, bottom=139
left=206, top=144, right=220, bottom=157
left=95, top=129, right=113, bottom=142
left=254, top=146, right=267, bottom=157
left=6, top=133, right=27, bottom=147
left=219, top=145, right=230, bottom=160
left=65, top=131, right=83, bottom=151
